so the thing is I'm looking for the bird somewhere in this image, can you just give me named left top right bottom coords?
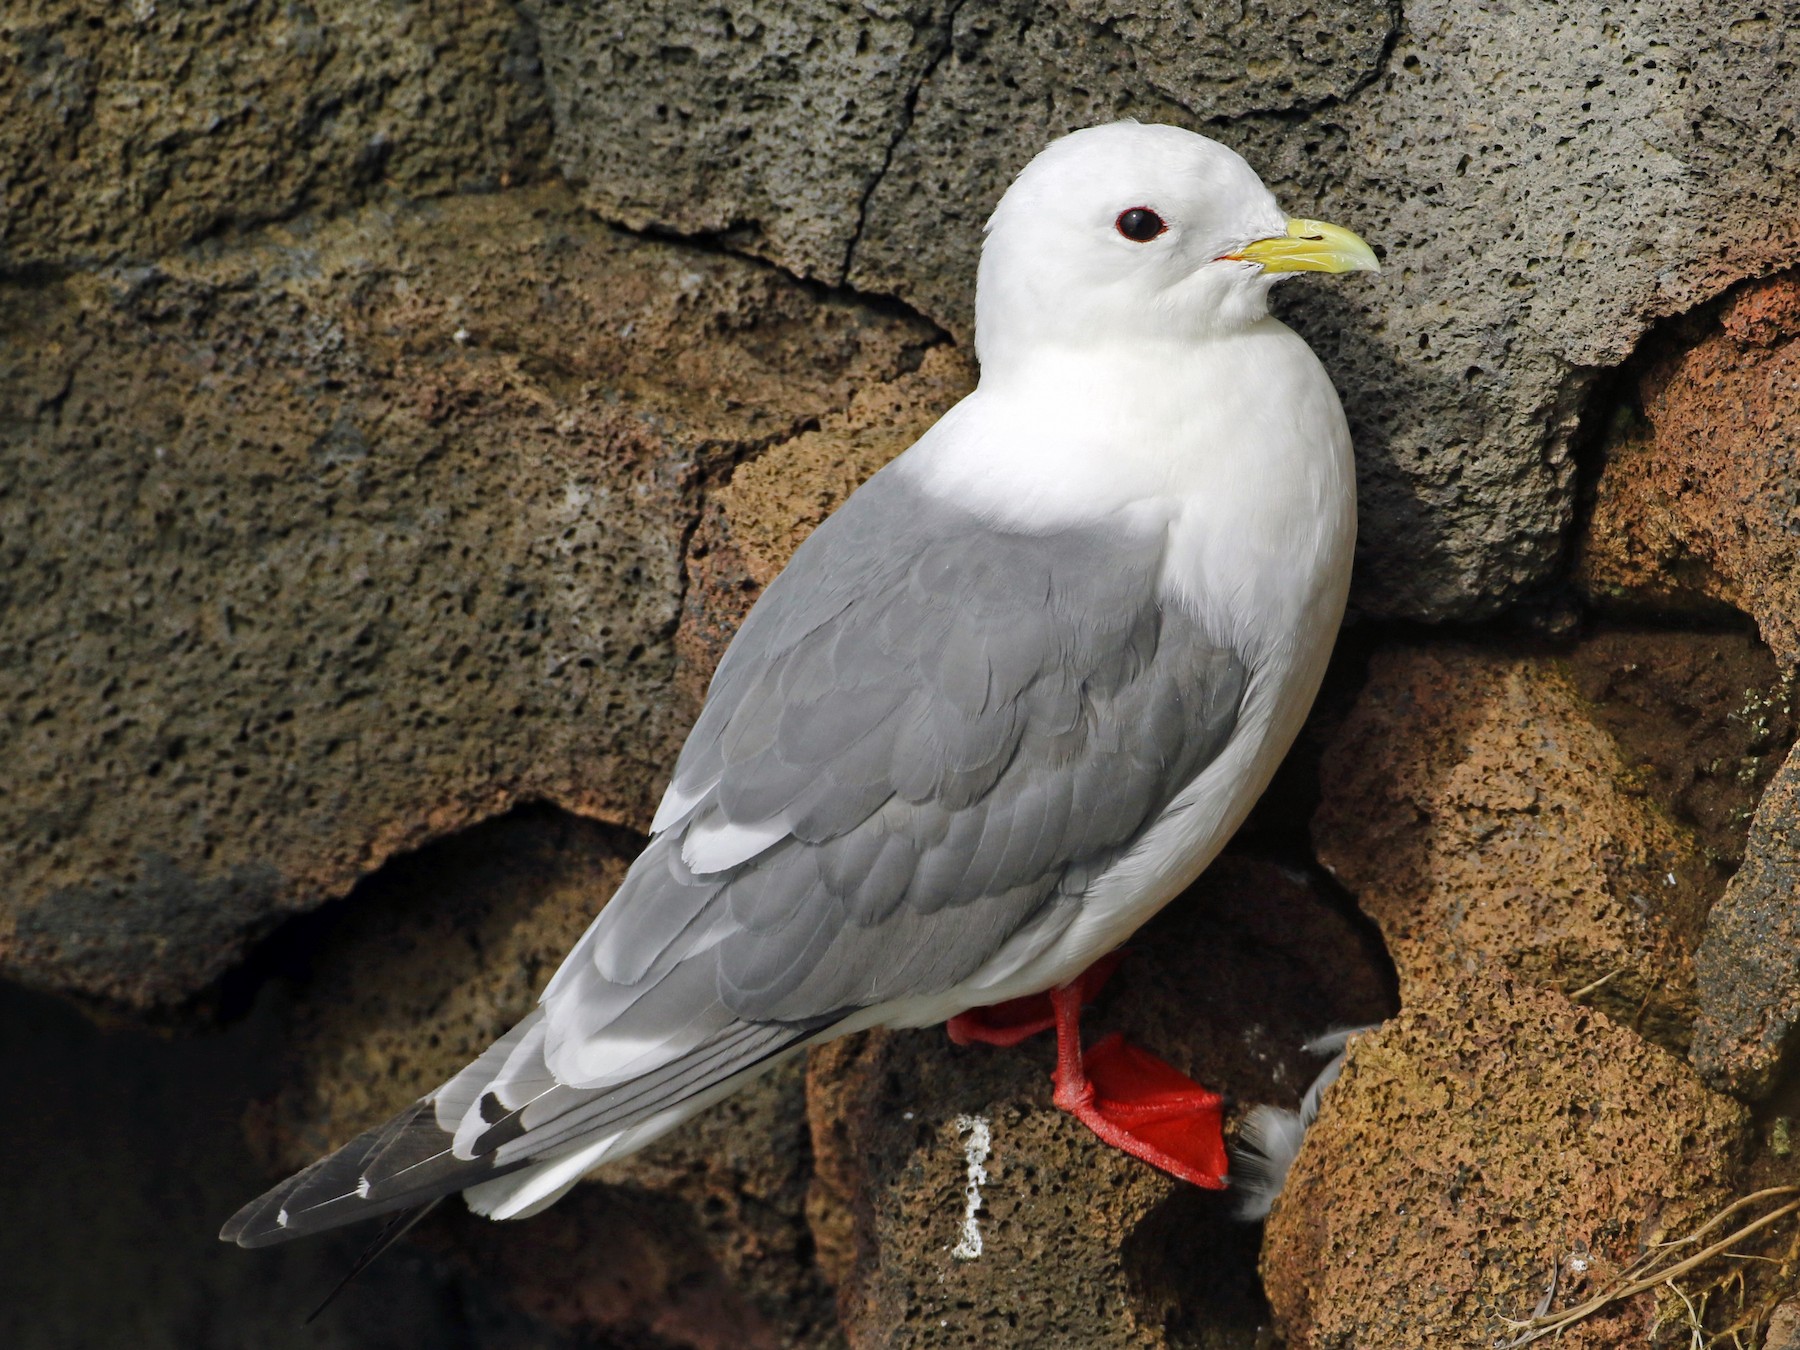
left=222, top=119, right=1377, bottom=1249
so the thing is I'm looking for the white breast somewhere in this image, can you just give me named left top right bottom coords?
left=883, top=316, right=1357, bottom=1016
left=900, top=319, right=1350, bottom=650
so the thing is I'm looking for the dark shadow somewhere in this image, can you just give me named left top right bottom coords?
left=0, top=977, right=573, bottom=1350
left=1123, top=1185, right=1269, bottom=1349
left=211, top=800, right=642, bottom=1024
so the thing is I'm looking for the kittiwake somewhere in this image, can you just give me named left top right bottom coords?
left=222, top=119, right=1378, bottom=1248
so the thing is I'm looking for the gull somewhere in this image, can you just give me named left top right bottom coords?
left=223, top=120, right=1377, bottom=1248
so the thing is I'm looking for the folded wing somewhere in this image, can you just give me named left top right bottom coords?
left=224, top=465, right=1249, bottom=1245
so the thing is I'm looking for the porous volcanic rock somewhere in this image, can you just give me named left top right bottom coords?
left=523, top=0, right=958, bottom=286
left=1260, top=970, right=1751, bottom=1350
left=1, top=0, right=551, bottom=269
left=427, top=1054, right=840, bottom=1350
left=842, top=0, right=1393, bottom=321
left=709, top=345, right=976, bottom=587
left=253, top=818, right=1387, bottom=1348
left=1694, top=745, right=1800, bottom=1100
left=251, top=809, right=634, bottom=1171
left=1258, top=0, right=1800, bottom=621
left=1581, top=271, right=1800, bottom=665
left=589, top=1056, right=845, bottom=1350
left=426, top=1160, right=820, bottom=1350
left=529, top=0, right=1800, bottom=621
left=1557, top=629, right=1797, bottom=886
left=1313, top=643, right=1707, bottom=1047
left=805, top=855, right=1394, bottom=1348
left=0, top=183, right=938, bottom=1007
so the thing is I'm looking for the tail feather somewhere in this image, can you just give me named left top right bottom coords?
left=1229, top=1023, right=1381, bottom=1220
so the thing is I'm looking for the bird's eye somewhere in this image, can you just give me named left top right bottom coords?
left=1115, top=208, right=1167, bottom=242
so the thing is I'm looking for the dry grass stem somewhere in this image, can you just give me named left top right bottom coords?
left=1565, top=967, right=1627, bottom=1001
left=1500, top=1187, right=1800, bottom=1347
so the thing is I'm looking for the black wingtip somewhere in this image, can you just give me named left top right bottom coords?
left=220, top=1163, right=313, bottom=1248
left=220, top=1098, right=502, bottom=1249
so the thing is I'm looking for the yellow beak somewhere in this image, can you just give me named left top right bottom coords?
left=1223, top=218, right=1380, bottom=274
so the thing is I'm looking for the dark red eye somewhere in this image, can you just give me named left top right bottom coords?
left=1115, top=208, right=1167, bottom=242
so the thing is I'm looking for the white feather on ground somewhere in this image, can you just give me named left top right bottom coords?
left=1232, top=1024, right=1381, bottom=1220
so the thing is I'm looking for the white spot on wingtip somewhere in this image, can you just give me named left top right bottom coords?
left=356, top=1175, right=371, bottom=1198
left=276, top=1207, right=290, bottom=1228
left=951, top=1114, right=991, bottom=1260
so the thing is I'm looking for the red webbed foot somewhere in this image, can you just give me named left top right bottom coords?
left=1055, top=1028, right=1227, bottom=1189
left=946, top=953, right=1228, bottom=1188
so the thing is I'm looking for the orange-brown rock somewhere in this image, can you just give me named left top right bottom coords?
left=1557, top=630, right=1797, bottom=885
left=432, top=1056, right=840, bottom=1350
left=589, top=1055, right=844, bottom=1350
left=251, top=809, right=633, bottom=1172
left=426, top=1180, right=798, bottom=1350
left=1261, top=970, right=1750, bottom=1350
left=710, top=346, right=976, bottom=587
left=805, top=856, right=1394, bottom=1348
left=1580, top=271, right=1800, bottom=664
left=1694, top=744, right=1800, bottom=1099
left=1313, top=644, right=1705, bottom=1046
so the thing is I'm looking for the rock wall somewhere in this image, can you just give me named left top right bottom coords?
left=5, top=1, right=1800, bottom=1346
left=0, top=184, right=937, bottom=1007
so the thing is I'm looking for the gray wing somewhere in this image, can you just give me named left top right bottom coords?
left=602, top=467, right=1247, bottom=1015
left=539, top=463, right=1248, bottom=1090
left=224, top=465, right=1248, bottom=1245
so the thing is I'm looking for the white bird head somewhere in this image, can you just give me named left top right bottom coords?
left=975, top=122, right=1377, bottom=371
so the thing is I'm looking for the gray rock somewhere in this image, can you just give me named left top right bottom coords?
left=845, top=0, right=1396, bottom=327
left=1694, top=744, right=1800, bottom=1101
left=529, top=0, right=1393, bottom=291
left=525, top=0, right=960, bottom=285
left=1, top=0, right=552, bottom=269
left=1273, top=0, right=1800, bottom=617
left=0, top=184, right=936, bottom=1007
left=535, top=0, right=1800, bottom=619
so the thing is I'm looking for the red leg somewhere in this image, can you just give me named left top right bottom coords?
left=945, top=951, right=1123, bottom=1047
left=1049, top=979, right=1092, bottom=1105
left=1048, top=982, right=1228, bottom=1189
